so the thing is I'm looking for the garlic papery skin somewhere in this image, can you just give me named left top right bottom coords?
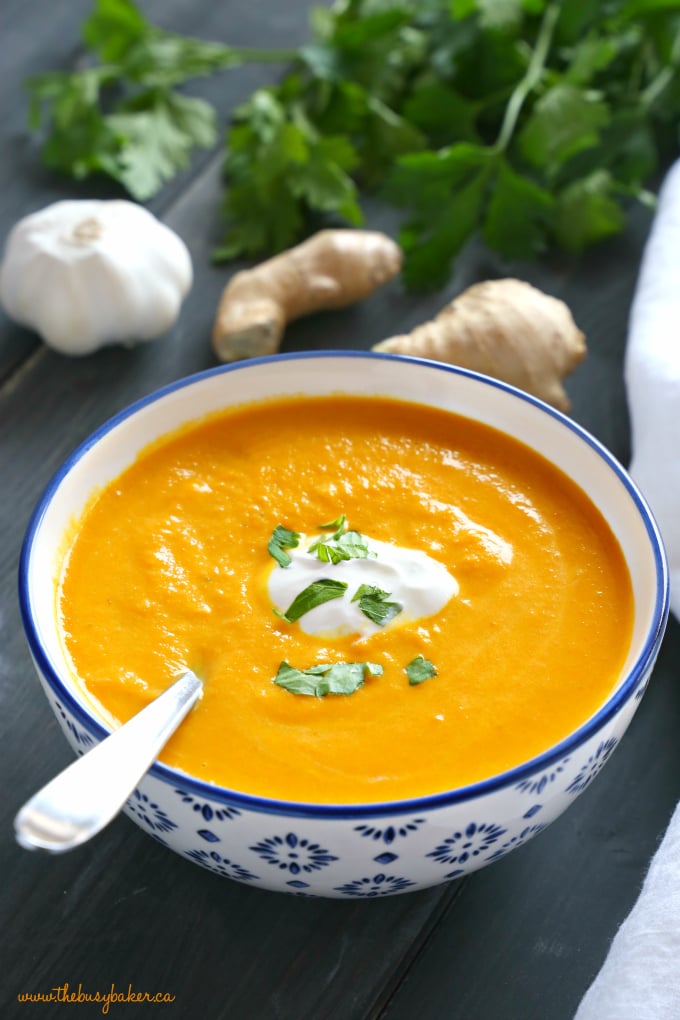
left=0, top=199, right=193, bottom=354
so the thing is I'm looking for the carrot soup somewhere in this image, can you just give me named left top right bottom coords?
left=58, top=394, right=634, bottom=803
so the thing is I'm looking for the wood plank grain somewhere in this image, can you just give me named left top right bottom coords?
left=3, top=813, right=460, bottom=1019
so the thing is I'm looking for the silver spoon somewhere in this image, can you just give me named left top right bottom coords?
left=14, top=670, right=203, bottom=854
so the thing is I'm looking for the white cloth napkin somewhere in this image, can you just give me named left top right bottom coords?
left=626, top=158, right=680, bottom=621
left=574, top=160, right=680, bottom=1019
left=574, top=801, right=680, bottom=1020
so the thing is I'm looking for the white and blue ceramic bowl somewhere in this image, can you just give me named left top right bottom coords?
left=19, top=352, right=669, bottom=897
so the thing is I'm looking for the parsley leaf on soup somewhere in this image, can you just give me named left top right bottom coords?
left=274, top=660, right=383, bottom=697
left=268, top=524, right=301, bottom=568
left=351, top=584, right=402, bottom=626
left=318, top=515, right=347, bottom=538
left=405, top=655, right=437, bottom=686
left=274, top=579, right=348, bottom=623
left=308, top=515, right=374, bottom=564
left=310, top=530, right=373, bottom=564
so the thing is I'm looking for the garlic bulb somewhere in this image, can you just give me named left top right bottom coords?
left=0, top=200, right=192, bottom=354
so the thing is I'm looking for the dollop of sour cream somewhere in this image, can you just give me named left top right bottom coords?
left=268, top=535, right=458, bottom=639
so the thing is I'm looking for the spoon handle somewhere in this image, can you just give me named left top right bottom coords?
left=14, top=670, right=203, bottom=854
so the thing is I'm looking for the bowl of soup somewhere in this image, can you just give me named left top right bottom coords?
left=19, top=351, right=668, bottom=897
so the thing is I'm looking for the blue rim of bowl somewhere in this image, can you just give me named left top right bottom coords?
left=18, top=350, right=670, bottom=820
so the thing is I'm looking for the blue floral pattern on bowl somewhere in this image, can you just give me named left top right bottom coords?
left=427, top=821, right=508, bottom=878
left=353, top=818, right=426, bottom=844
left=516, top=758, right=570, bottom=796
left=333, top=873, right=416, bottom=897
left=184, top=849, right=257, bottom=882
left=125, top=790, right=178, bottom=834
left=53, top=699, right=94, bottom=750
left=567, top=738, right=618, bottom=794
left=173, top=789, right=241, bottom=823
left=250, top=833, right=339, bottom=875
left=486, top=824, right=546, bottom=863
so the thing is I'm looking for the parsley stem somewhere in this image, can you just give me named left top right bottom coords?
left=492, top=1, right=561, bottom=154
left=228, top=47, right=298, bottom=64
left=641, top=67, right=673, bottom=108
left=640, top=34, right=680, bottom=110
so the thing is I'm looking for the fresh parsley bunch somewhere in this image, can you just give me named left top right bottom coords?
left=27, top=0, right=680, bottom=289
left=219, top=0, right=680, bottom=287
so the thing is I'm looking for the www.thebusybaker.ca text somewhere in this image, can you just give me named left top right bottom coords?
left=17, top=982, right=176, bottom=1014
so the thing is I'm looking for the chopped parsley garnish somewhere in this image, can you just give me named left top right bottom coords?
left=268, top=524, right=300, bottom=568
left=274, top=660, right=383, bottom=697
left=308, top=515, right=374, bottom=564
left=311, top=530, right=373, bottom=564
left=405, top=655, right=437, bottom=686
left=317, top=515, right=346, bottom=539
left=351, top=584, right=402, bottom=627
left=273, top=578, right=348, bottom=623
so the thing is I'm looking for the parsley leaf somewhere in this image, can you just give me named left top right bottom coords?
left=82, top=0, right=148, bottom=63
left=351, top=584, right=402, bottom=626
left=105, top=92, right=218, bottom=199
left=405, top=655, right=438, bottom=686
left=268, top=524, right=301, bottom=568
left=27, top=67, right=123, bottom=183
left=553, top=169, right=625, bottom=253
left=274, top=578, right=348, bottom=623
left=388, top=143, right=492, bottom=289
left=518, top=84, right=610, bottom=178
left=26, top=0, right=296, bottom=199
left=310, top=530, right=373, bottom=564
left=217, top=87, right=363, bottom=260
left=308, top=516, right=374, bottom=564
left=318, top=515, right=347, bottom=538
left=402, top=80, right=480, bottom=148
left=482, top=158, right=554, bottom=260
left=274, top=660, right=383, bottom=697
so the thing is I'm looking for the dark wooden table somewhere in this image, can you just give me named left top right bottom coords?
left=3, top=3, right=679, bottom=1018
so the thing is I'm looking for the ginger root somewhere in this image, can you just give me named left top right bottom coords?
left=372, top=278, right=586, bottom=411
left=212, top=229, right=402, bottom=362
